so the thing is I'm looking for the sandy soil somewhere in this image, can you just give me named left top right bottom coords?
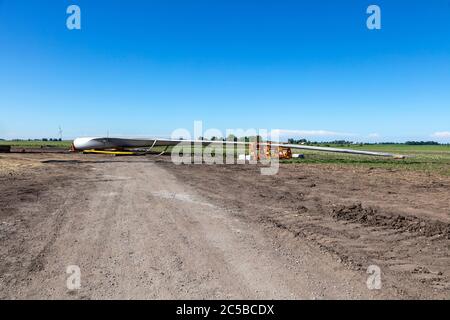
left=0, top=153, right=449, bottom=299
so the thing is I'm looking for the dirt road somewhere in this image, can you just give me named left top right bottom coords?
left=0, top=155, right=382, bottom=299
left=0, top=154, right=448, bottom=299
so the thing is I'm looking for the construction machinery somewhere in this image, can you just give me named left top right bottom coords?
left=249, top=141, right=293, bottom=160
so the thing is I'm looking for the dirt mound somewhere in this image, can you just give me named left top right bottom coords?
left=331, top=204, right=450, bottom=239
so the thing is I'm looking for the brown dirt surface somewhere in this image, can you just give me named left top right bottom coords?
left=157, top=160, right=450, bottom=299
left=0, top=153, right=449, bottom=299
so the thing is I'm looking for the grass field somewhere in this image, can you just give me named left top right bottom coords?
left=157, top=143, right=450, bottom=176
left=284, top=144, right=450, bottom=176
left=0, top=140, right=72, bottom=148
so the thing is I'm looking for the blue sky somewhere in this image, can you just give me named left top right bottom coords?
left=0, top=0, right=449, bottom=142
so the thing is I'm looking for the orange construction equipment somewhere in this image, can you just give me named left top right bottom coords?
left=276, top=145, right=292, bottom=159
left=249, top=141, right=292, bottom=160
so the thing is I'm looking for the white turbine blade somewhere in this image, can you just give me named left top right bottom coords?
left=73, top=137, right=404, bottom=158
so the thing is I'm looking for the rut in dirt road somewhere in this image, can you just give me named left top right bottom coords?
left=1, top=157, right=384, bottom=299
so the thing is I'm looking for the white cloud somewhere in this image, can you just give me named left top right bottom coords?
left=431, top=131, right=450, bottom=138
left=368, top=133, right=380, bottom=138
left=271, top=129, right=355, bottom=137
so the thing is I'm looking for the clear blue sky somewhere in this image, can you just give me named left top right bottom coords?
left=1, top=0, right=449, bottom=142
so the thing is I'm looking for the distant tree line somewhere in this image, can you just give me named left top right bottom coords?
left=367, top=141, right=441, bottom=145
left=287, top=139, right=354, bottom=146
left=404, top=141, right=440, bottom=145
left=198, top=135, right=264, bottom=142
left=286, top=139, right=445, bottom=146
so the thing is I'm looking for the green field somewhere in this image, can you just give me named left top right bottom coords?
left=0, top=140, right=72, bottom=148
left=154, top=143, right=450, bottom=176
left=284, top=144, right=450, bottom=176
